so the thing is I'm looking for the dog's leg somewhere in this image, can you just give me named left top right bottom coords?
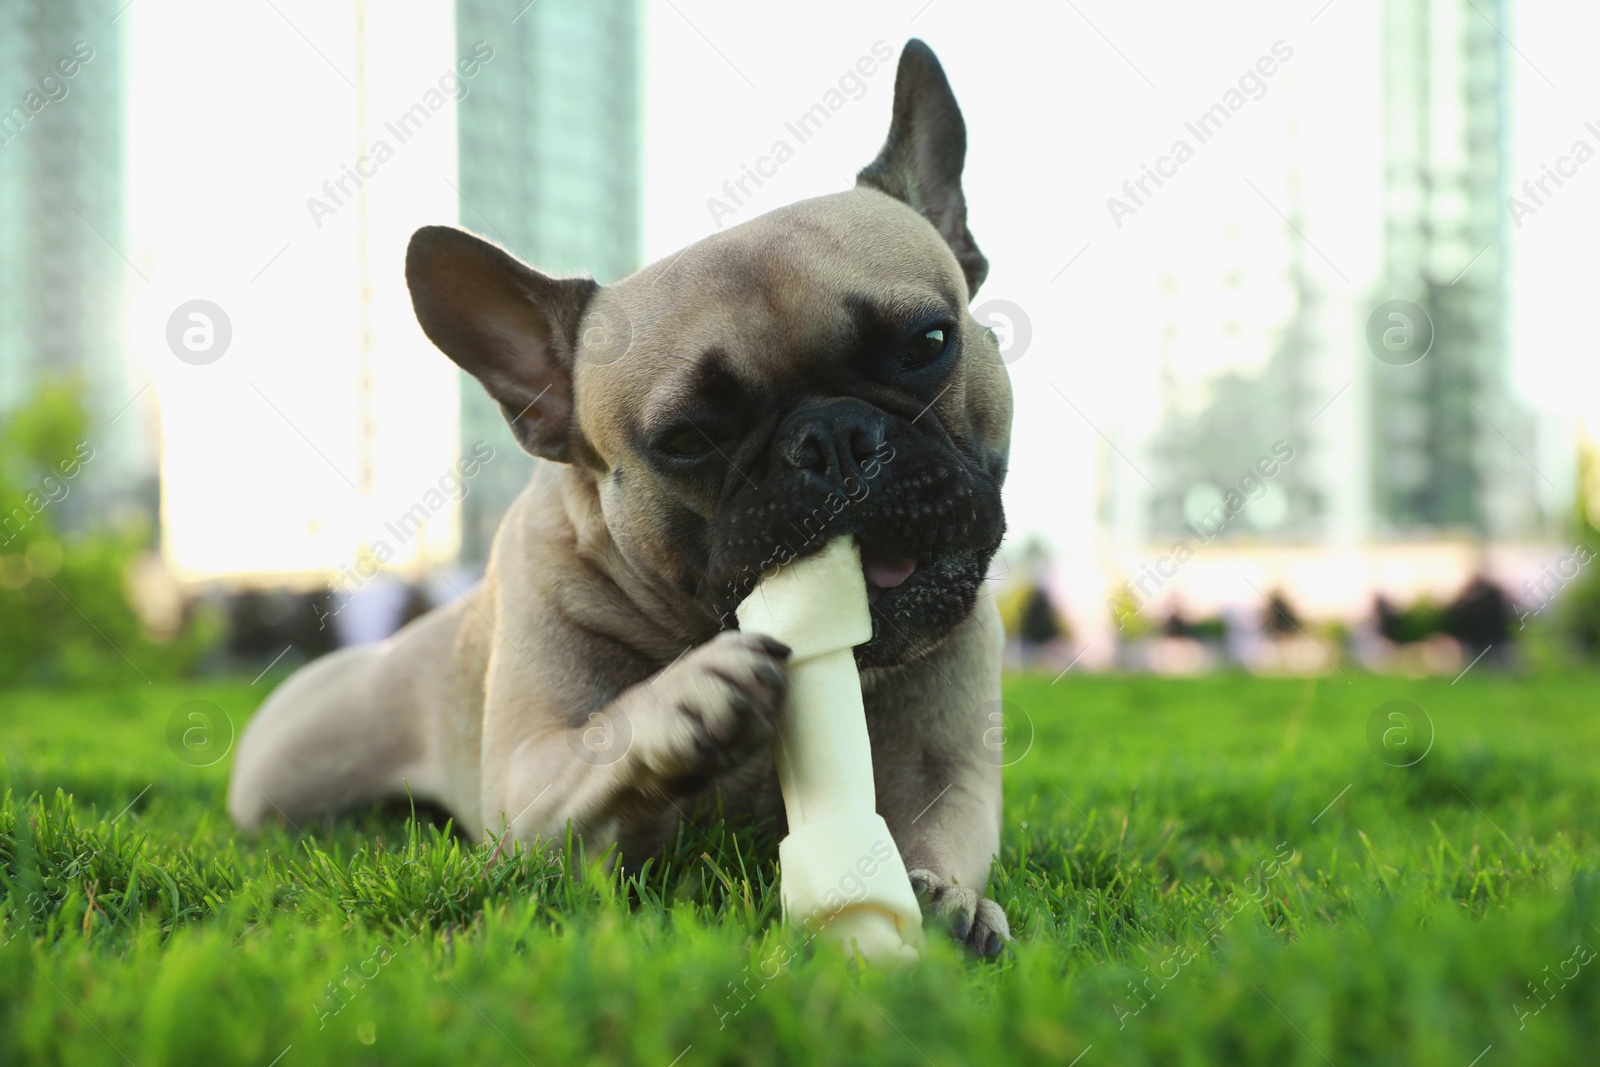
left=227, top=599, right=468, bottom=831
left=865, top=597, right=1011, bottom=957
left=477, top=630, right=791, bottom=860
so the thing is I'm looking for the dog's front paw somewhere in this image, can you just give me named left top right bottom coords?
left=908, top=868, right=1011, bottom=958
left=633, top=631, right=790, bottom=785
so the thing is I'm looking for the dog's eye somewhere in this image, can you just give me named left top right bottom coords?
left=659, top=426, right=716, bottom=458
left=905, top=328, right=948, bottom=368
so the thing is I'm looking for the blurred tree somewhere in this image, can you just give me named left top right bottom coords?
left=1375, top=594, right=1447, bottom=645
left=1557, top=433, right=1600, bottom=657
left=0, top=378, right=219, bottom=685
left=1105, top=583, right=1153, bottom=640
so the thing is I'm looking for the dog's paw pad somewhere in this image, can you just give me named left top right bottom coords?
left=907, top=868, right=1012, bottom=958
left=636, top=631, right=790, bottom=783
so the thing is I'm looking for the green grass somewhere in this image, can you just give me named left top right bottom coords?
left=4, top=671, right=1600, bottom=1065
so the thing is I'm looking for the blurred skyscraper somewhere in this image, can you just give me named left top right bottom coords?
left=1144, top=246, right=1334, bottom=545
left=1120, top=0, right=1546, bottom=554
left=1372, top=0, right=1541, bottom=538
left=1123, top=67, right=1348, bottom=550
left=453, top=0, right=643, bottom=564
left=0, top=1, right=146, bottom=522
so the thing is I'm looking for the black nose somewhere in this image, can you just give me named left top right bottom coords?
left=776, top=399, right=887, bottom=486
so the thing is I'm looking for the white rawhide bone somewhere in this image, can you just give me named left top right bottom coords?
left=735, top=536, right=924, bottom=965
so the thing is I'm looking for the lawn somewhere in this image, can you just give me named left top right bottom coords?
left=3, top=670, right=1599, bottom=1066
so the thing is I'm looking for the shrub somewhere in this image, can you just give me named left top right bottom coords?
left=1557, top=438, right=1600, bottom=658
left=0, top=379, right=219, bottom=685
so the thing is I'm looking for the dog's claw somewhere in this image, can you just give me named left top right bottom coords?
left=906, top=867, right=1011, bottom=957
left=637, top=632, right=789, bottom=786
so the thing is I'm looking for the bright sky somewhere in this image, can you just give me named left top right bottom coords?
left=125, top=0, right=1597, bottom=589
left=129, top=1, right=461, bottom=580
left=641, top=0, right=1599, bottom=564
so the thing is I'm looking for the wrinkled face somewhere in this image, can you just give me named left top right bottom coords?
left=574, top=189, right=1011, bottom=666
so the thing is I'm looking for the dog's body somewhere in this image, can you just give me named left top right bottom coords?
left=229, top=41, right=1014, bottom=954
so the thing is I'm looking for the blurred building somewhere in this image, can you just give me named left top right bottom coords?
left=1121, top=65, right=1350, bottom=550
left=1372, top=0, right=1542, bottom=539
left=1117, top=0, right=1545, bottom=558
left=454, top=0, right=643, bottom=565
left=1144, top=261, right=1334, bottom=545
left=0, top=1, right=149, bottom=523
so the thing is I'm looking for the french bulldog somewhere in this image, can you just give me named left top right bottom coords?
left=229, top=39, right=1014, bottom=956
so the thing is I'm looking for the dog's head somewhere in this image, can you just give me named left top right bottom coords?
left=406, top=40, right=1010, bottom=667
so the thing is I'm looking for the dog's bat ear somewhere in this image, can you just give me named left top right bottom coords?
left=857, top=39, right=987, bottom=297
left=405, top=225, right=597, bottom=463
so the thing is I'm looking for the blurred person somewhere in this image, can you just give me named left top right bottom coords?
left=328, top=571, right=410, bottom=647
left=1017, top=581, right=1064, bottom=666
left=1015, top=539, right=1067, bottom=668
left=398, top=580, right=434, bottom=630
left=1262, top=588, right=1301, bottom=637
left=1373, top=593, right=1402, bottom=644
left=1162, top=605, right=1192, bottom=639
left=1350, top=594, right=1397, bottom=671
left=226, top=588, right=336, bottom=664
left=1222, top=603, right=1265, bottom=670
left=1445, top=573, right=1514, bottom=668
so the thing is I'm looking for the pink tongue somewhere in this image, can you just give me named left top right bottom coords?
left=863, top=554, right=917, bottom=589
